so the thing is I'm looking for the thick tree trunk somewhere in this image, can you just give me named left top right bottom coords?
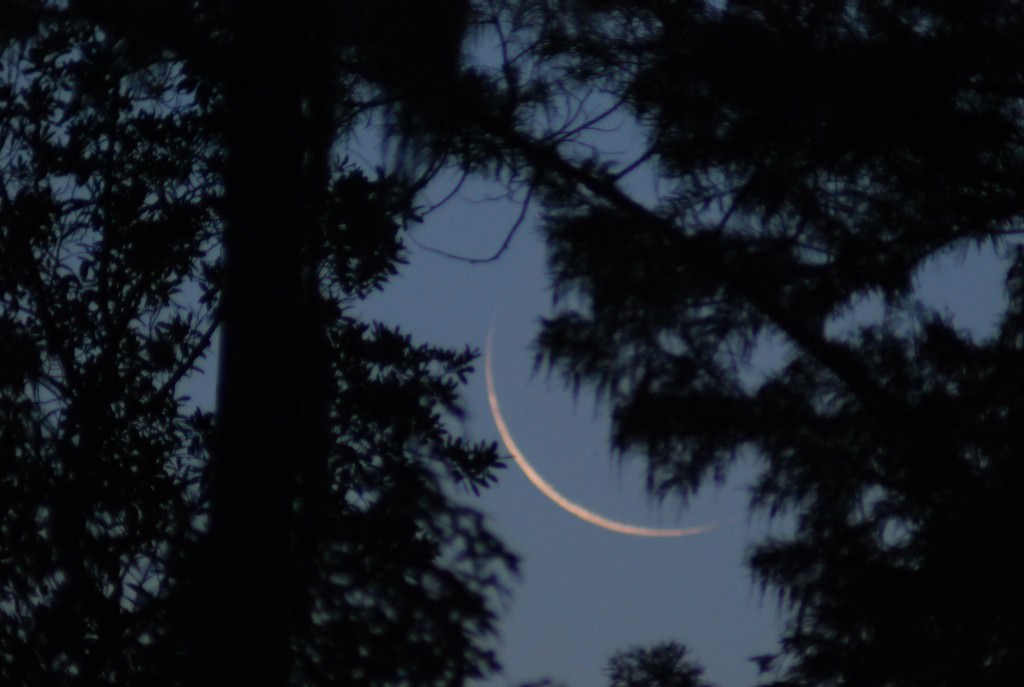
left=199, top=3, right=330, bottom=684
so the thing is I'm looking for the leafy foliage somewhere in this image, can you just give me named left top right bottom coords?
left=606, top=643, right=715, bottom=687
left=1, top=3, right=515, bottom=685
left=12, top=0, right=1023, bottom=684
left=461, top=1, right=1024, bottom=685
left=0, top=13, right=216, bottom=683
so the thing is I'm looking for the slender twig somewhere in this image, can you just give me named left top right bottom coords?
left=151, top=313, right=220, bottom=404
left=409, top=187, right=534, bottom=264
left=610, top=144, right=657, bottom=181
left=420, top=170, right=471, bottom=217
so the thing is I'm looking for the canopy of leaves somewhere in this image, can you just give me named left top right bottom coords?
left=606, top=642, right=716, bottom=687
left=1, top=3, right=514, bottom=685
left=461, top=1, right=1024, bottom=685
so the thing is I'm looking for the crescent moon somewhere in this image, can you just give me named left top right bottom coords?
left=484, top=324, right=716, bottom=538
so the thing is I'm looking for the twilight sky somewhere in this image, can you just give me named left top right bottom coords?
left=178, top=156, right=1009, bottom=687
left=356, top=161, right=1009, bottom=687
left=179, top=27, right=1013, bottom=678
left=360, top=179, right=780, bottom=687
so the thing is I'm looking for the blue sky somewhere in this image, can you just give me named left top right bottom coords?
left=178, top=147, right=1011, bottom=687
left=176, top=134, right=1011, bottom=686
left=358, top=185, right=783, bottom=687
left=357, top=158, right=1010, bottom=686
left=176, top=19, right=1014, bottom=674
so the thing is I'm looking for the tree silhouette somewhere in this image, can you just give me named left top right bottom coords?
left=461, top=1, right=1024, bottom=685
left=11, top=1, right=1024, bottom=684
left=606, top=643, right=715, bottom=687
left=1, top=2, right=514, bottom=686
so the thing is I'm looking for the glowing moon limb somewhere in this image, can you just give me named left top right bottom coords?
left=484, top=325, right=716, bottom=538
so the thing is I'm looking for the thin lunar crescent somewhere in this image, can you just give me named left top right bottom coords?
left=484, top=324, right=715, bottom=538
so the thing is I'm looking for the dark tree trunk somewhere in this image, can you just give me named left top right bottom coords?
left=200, top=3, right=331, bottom=685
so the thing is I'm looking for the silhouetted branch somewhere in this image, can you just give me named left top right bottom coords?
left=410, top=186, right=534, bottom=264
